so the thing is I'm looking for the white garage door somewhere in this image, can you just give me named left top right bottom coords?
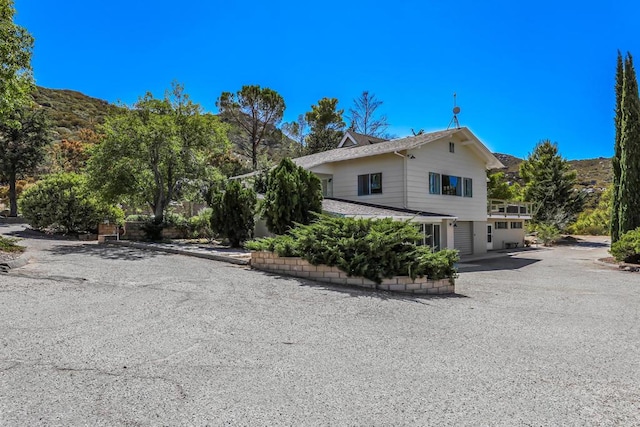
left=454, top=221, right=473, bottom=255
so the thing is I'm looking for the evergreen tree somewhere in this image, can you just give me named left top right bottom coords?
left=305, top=98, right=345, bottom=154
left=618, top=54, right=640, bottom=234
left=520, top=140, right=584, bottom=229
left=611, top=51, right=624, bottom=242
left=262, top=158, right=322, bottom=234
left=210, top=180, right=256, bottom=247
left=216, top=85, right=285, bottom=171
left=0, top=105, right=51, bottom=216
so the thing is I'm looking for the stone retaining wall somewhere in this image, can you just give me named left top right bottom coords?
left=250, top=251, right=455, bottom=295
left=98, top=221, right=188, bottom=241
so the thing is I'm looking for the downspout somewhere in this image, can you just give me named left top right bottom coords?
left=393, top=151, right=408, bottom=208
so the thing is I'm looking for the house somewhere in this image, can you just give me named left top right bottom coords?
left=287, top=127, right=531, bottom=256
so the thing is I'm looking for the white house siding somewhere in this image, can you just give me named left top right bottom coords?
left=326, top=153, right=405, bottom=208
left=406, top=138, right=488, bottom=222
left=473, top=221, right=488, bottom=255
left=488, top=219, right=525, bottom=249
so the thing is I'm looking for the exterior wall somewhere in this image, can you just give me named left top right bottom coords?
left=406, top=138, right=488, bottom=221
left=328, top=153, right=405, bottom=208
left=250, top=251, right=455, bottom=295
left=472, top=221, right=488, bottom=255
left=488, top=219, right=526, bottom=249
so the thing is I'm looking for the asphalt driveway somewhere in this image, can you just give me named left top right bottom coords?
left=0, top=225, right=638, bottom=426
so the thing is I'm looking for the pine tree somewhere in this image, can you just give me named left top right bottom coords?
left=618, top=53, right=640, bottom=234
left=520, top=140, right=584, bottom=229
left=611, top=51, right=624, bottom=243
left=210, top=180, right=256, bottom=247
left=262, top=158, right=322, bottom=234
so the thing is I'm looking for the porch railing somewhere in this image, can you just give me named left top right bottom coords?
left=488, top=199, right=534, bottom=217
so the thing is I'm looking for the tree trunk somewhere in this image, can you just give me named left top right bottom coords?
left=9, top=170, right=18, bottom=217
left=252, top=139, right=258, bottom=171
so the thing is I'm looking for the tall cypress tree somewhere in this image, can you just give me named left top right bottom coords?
left=618, top=53, right=640, bottom=235
left=611, top=51, right=624, bottom=243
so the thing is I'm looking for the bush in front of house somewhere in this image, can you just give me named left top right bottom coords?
left=532, top=222, right=561, bottom=246
left=19, top=173, right=123, bottom=234
left=610, top=227, right=640, bottom=264
left=262, top=158, right=323, bottom=235
left=210, top=180, right=256, bottom=247
left=246, top=215, right=459, bottom=284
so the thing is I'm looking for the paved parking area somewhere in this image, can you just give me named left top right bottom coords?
left=0, top=225, right=638, bottom=426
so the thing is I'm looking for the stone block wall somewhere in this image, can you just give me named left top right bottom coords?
left=250, top=251, right=455, bottom=295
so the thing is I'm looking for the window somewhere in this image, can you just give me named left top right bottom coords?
left=511, top=221, right=523, bottom=229
left=429, top=172, right=441, bottom=194
left=449, top=142, right=455, bottom=153
left=442, top=174, right=462, bottom=196
left=495, top=221, right=508, bottom=229
left=463, top=178, right=473, bottom=197
left=358, top=173, right=382, bottom=196
left=417, top=224, right=441, bottom=251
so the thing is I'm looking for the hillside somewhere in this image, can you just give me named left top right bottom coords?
left=32, top=86, right=299, bottom=166
left=33, top=86, right=117, bottom=141
left=32, top=86, right=610, bottom=185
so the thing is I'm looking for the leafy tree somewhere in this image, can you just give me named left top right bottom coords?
left=0, top=0, right=34, bottom=123
left=87, top=83, right=230, bottom=223
left=262, top=158, right=322, bottom=234
left=0, top=105, right=51, bottom=216
left=210, top=180, right=256, bottom=247
left=612, top=51, right=624, bottom=242
left=487, top=171, right=515, bottom=200
left=610, top=227, right=640, bottom=264
left=217, top=85, right=285, bottom=171
left=19, top=173, right=123, bottom=234
left=305, top=98, right=345, bottom=154
left=618, top=54, right=640, bottom=236
left=568, top=184, right=612, bottom=235
left=348, top=91, right=389, bottom=137
left=520, top=140, right=584, bottom=229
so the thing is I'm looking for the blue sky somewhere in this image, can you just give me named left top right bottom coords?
left=14, top=0, right=640, bottom=160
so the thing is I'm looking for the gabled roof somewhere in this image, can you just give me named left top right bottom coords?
left=323, top=198, right=455, bottom=220
left=337, top=130, right=388, bottom=148
left=294, top=127, right=504, bottom=170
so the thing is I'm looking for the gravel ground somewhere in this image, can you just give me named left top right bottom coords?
left=0, top=224, right=638, bottom=426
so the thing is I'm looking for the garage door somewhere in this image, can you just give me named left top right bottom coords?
left=454, top=221, right=473, bottom=255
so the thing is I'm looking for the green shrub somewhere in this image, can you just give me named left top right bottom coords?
left=262, top=158, right=322, bottom=234
left=246, top=216, right=459, bottom=284
left=210, top=180, right=256, bottom=247
left=19, top=173, right=123, bottom=234
left=0, top=236, right=25, bottom=253
left=125, top=214, right=151, bottom=222
left=189, top=208, right=214, bottom=239
left=610, top=227, right=640, bottom=264
left=533, top=222, right=561, bottom=246
left=164, top=212, right=190, bottom=230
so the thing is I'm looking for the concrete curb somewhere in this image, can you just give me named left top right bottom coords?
left=0, top=253, right=31, bottom=273
left=103, top=240, right=250, bottom=266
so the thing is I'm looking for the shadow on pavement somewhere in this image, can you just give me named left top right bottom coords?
left=46, top=243, right=169, bottom=261
left=264, top=272, right=468, bottom=302
left=3, top=228, right=83, bottom=241
left=457, top=256, right=540, bottom=273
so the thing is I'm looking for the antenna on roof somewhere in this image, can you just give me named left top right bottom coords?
left=447, top=93, right=461, bottom=129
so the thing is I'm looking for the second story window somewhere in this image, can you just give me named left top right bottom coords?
left=429, top=172, right=441, bottom=194
left=442, top=175, right=462, bottom=196
left=358, top=173, right=382, bottom=196
left=463, top=178, right=473, bottom=197
left=449, top=142, right=455, bottom=153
